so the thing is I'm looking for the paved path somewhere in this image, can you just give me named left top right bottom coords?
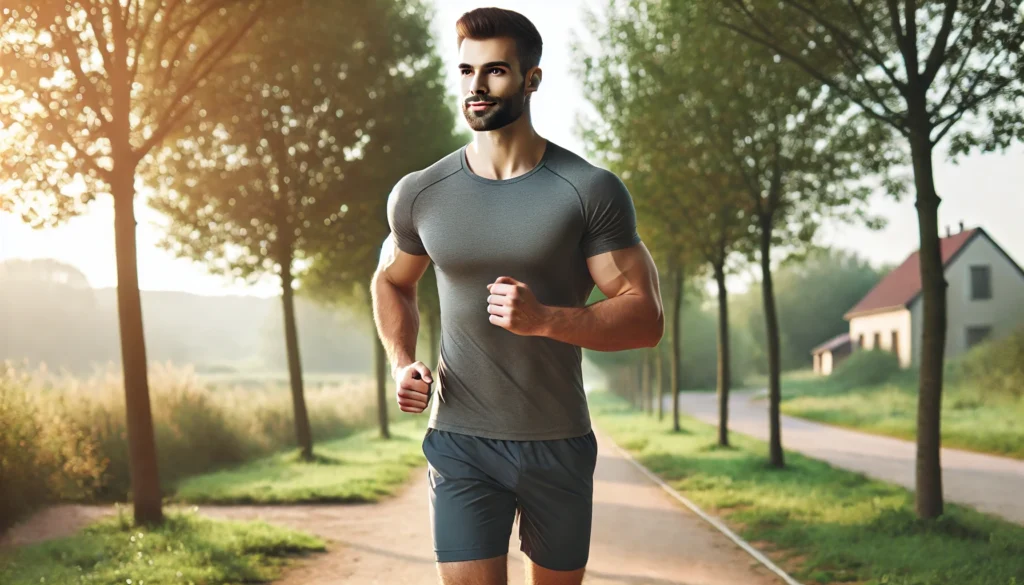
left=2, top=428, right=785, bottom=585
left=666, top=390, right=1024, bottom=524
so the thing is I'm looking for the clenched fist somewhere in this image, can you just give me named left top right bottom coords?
left=486, top=276, right=550, bottom=336
left=394, top=361, right=433, bottom=413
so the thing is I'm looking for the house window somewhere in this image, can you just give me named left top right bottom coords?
left=873, top=332, right=881, bottom=349
left=970, top=265, right=992, bottom=300
left=858, top=334, right=865, bottom=349
left=891, top=330, right=899, bottom=355
left=965, top=326, right=992, bottom=349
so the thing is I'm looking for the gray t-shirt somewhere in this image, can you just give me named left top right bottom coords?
left=386, top=139, right=642, bottom=440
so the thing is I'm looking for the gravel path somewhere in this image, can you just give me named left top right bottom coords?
left=668, top=389, right=1024, bottom=524
left=1, top=428, right=786, bottom=584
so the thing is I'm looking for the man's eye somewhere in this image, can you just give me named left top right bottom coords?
left=489, top=68, right=503, bottom=74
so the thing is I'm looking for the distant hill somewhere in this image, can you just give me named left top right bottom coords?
left=1, top=259, right=375, bottom=375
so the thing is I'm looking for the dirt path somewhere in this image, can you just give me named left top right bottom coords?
left=2, top=428, right=785, bottom=584
left=669, top=389, right=1024, bottom=525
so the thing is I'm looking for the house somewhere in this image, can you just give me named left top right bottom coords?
left=832, top=225, right=1024, bottom=370
left=811, top=332, right=852, bottom=375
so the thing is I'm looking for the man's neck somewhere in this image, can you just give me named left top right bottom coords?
left=466, top=117, right=546, bottom=181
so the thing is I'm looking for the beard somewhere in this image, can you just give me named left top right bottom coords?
left=462, top=81, right=527, bottom=131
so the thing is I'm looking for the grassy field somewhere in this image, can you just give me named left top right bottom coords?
left=589, top=389, right=1024, bottom=585
left=0, top=508, right=325, bottom=585
left=0, top=362, right=399, bottom=533
left=172, top=417, right=429, bottom=504
left=780, top=374, right=1024, bottom=459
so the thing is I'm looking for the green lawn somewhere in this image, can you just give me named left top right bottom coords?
left=170, top=417, right=429, bottom=504
left=780, top=375, right=1024, bottom=460
left=0, top=509, right=325, bottom=585
left=589, top=389, right=1024, bottom=585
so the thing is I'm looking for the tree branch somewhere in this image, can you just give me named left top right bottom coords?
left=716, top=13, right=907, bottom=132
left=922, top=0, right=958, bottom=85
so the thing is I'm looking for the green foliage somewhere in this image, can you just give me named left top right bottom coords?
left=734, top=248, right=886, bottom=371
left=0, top=363, right=389, bottom=531
left=172, top=418, right=427, bottom=504
left=831, top=349, right=902, bottom=389
left=589, top=390, right=1024, bottom=585
left=0, top=509, right=325, bottom=585
left=948, top=326, right=1024, bottom=400
left=781, top=364, right=1024, bottom=459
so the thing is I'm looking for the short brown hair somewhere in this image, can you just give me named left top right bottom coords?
left=456, top=7, right=543, bottom=75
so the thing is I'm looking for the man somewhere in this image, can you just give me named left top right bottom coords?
left=370, top=7, right=664, bottom=585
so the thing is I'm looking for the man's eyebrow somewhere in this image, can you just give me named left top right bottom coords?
left=458, top=61, right=512, bottom=69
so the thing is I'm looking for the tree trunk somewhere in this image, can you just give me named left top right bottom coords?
left=641, top=349, right=652, bottom=414
left=909, top=116, right=945, bottom=519
left=759, top=220, right=784, bottom=468
left=714, top=261, right=731, bottom=447
left=655, top=346, right=664, bottom=421
left=280, top=254, right=313, bottom=460
left=671, top=262, right=683, bottom=433
left=112, top=171, right=162, bottom=525
left=375, top=325, right=391, bottom=439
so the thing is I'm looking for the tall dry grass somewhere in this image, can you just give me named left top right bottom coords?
left=0, top=360, right=382, bottom=533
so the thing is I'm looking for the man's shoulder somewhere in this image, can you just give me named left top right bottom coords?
left=392, top=147, right=464, bottom=200
left=545, top=141, right=625, bottom=194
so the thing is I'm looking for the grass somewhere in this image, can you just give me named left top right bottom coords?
left=0, top=361, right=394, bottom=532
left=780, top=374, right=1024, bottom=460
left=0, top=507, right=326, bottom=585
left=171, top=417, right=429, bottom=504
left=589, top=389, right=1024, bottom=585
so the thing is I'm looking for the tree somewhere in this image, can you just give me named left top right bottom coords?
left=1, top=0, right=273, bottom=524
left=148, top=0, right=427, bottom=458
left=573, top=0, right=710, bottom=434
left=714, top=0, right=1023, bottom=516
left=608, top=0, right=895, bottom=465
left=299, top=1, right=465, bottom=439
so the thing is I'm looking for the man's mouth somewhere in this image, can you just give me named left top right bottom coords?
left=469, top=101, right=495, bottom=111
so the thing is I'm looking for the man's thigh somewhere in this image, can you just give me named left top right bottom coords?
left=436, top=555, right=508, bottom=585
left=525, top=558, right=586, bottom=585
left=422, top=428, right=519, bottom=566
left=516, top=430, right=598, bottom=576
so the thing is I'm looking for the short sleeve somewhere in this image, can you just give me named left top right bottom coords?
left=581, top=170, right=642, bottom=258
left=385, top=175, right=427, bottom=255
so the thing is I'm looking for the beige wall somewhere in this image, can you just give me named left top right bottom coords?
left=849, top=308, right=913, bottom=368
left=910, top=233, right=1024, bottom=364
left=822, top=351, right=834, bottom=375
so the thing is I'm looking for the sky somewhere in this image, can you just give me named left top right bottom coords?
left=1, top=0, right=1022, bottom=298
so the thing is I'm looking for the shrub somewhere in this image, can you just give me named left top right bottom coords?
left=0, top=361, right=384, bottom=534
left=948, top=325, right=1024, bottom=399
left=831, top=349, right=902, bottom=389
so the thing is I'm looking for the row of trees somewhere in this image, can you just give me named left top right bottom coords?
left=2, top=0, right=459, bottom=524
left=574, top=0, right=1024, bottom=519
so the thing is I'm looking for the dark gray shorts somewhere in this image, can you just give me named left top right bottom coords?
left=421, top=427, right=598, bottom=571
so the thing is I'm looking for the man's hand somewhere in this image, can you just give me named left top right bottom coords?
left=394, top=361, right=432, bottom=413
left=486, top=276, right=550, bottom=336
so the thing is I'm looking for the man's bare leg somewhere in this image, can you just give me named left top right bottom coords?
left=437, top=555, right=508, bottom=585
left=525, top=558, right=585, bottom=585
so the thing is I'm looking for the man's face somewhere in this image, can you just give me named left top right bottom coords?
left=458, top=37, right=536, bottom=132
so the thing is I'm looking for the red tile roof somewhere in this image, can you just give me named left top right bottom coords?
left=844, top=228, right=979, bottom=319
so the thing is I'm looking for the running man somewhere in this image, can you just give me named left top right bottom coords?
left=370, top=7, right=664, bottom=585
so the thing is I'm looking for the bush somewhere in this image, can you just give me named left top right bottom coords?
left=0, top=361, right=385, bottom=534
left=831, top=349, right=901, bottom=389
left=948, top=325, right=1024, bottom=399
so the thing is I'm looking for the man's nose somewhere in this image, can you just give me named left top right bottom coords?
left=469, top=73, right=488, bottom=95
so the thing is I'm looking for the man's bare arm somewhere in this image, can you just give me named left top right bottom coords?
left=541, top=241, right=663, bottom=351
left=370, top=234, right=431, bottom=379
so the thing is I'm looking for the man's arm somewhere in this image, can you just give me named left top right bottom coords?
left=370, top=234, right=431, bottom=379
left=542, top=241, right=663, bottom=351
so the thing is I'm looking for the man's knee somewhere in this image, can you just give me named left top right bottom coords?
left=437, top=554, right=508, bottom=585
